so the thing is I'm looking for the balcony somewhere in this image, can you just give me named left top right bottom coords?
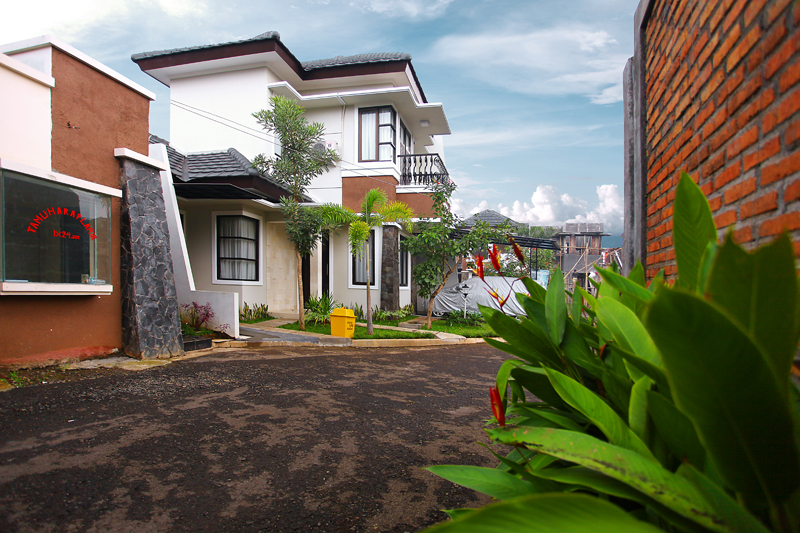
left=399, top=154, right=449, bottom=186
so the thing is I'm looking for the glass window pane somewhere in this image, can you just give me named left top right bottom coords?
left=378, top=144, right=394, bottom=162
left=378, top=108, right=393, bottom=125
left=217, top=215, right=258, bottom=281
left=379, top=125, right=394, bottom=144
left=361, top=110, right=377, bottom=160
left=2, top=170, right=112, bottom=284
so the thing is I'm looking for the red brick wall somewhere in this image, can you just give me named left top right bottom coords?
left=643, top=0, right=800, bottom=279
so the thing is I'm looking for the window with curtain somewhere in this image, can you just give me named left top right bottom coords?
left=399, top=236, right=409, bottom=287
left=352, top=230, right=375, bottom=285
left=399, top=120, right=412, bottom=156
left=217, top=215, right=259, bottom=281
left=359, top=106, right=396, bottom=162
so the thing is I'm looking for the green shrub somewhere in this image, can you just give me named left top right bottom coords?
left=239, top=302, right=271, bottom=322
left=441, top=311, right=484, bottom=327
left=424, top=172, right=800, bottom=533
left=305, top=292, right=342, bottom=325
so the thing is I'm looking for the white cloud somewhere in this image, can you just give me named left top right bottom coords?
left=453, top=184, right=624, bottom=234
left=349, top=0, right=453, bottom=19
left=429, top=26, right=629, bottom=104
left=2, top=0, right=208, bottom=43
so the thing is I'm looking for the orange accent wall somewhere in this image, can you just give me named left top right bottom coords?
left=398, top=191, right=434, bottom=217
left=342, top=175, right=397, bottom=211
left=0, top=48, right=150, bottom=367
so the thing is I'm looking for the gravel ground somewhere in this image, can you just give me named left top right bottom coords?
left=0, top=344, right=505, bottom=532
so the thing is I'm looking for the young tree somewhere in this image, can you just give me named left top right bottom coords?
left=252, top=96, right=339, bottom=330
left=403, top=179, right=504, bottom=329
left=348, top=189, right=414, bottom=335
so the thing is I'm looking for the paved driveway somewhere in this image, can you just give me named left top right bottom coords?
left=0, top=344, right=505, bottom=532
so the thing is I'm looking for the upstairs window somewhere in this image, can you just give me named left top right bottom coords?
left=360, top=106, right=396, bottom=162
left=217, top=215, right=259, bottom=281
left=399, top=120, right=412, bottom=156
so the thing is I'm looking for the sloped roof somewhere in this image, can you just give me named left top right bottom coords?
left=131, top=32, right=282, bottom=62
left=462, top=209, right=518, bottom=228
left=149, top=135, right=305, bottom=202
left=301, top=52, right=412, bottom=71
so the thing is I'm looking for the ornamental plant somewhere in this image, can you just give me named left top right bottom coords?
left=424, top=172, right=800, bottom=533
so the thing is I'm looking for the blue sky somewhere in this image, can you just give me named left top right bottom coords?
left=4, top=0, right=639, bottom=238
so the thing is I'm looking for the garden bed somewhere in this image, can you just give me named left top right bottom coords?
left=279, top=322, right=435, bottom=340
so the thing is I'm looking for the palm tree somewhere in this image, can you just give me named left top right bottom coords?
left=348, top=189, right=414, bottom=335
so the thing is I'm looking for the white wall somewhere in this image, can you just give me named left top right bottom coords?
left=0, top=51, right=52, bottom=169
left=170, top=67, right=280, bottom=159
left=150, top=143, right=240, bottom=338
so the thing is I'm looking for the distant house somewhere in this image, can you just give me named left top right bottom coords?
left=133, top=31, right=451, bottom=319
left=0, top=36, right=182, bottom=365
left=462, top=209, right=519, bottom=229
left=554, top=223, right=610, bottom=293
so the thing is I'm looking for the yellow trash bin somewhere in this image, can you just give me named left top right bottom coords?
left=330, top=307, right=356, bottom=338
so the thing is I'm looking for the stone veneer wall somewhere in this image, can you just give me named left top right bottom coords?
left=380, top=226, right=400, bottom=311
left=119, top=159, right=184, bottom=359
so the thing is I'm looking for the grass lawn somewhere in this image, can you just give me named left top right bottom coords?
left=426, top=321, right=496, bottom=338
left=280, top=322, right=435, bottom=340
left=240, top=316, right=276, bottom=324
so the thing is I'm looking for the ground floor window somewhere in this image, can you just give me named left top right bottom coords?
left=217, top=215, right=259, bottom=281
left=399, top=236, right=409, bottom=287
left=1, top=169, right=112, bottom=285
left=352, top=230, right=375, bottom=285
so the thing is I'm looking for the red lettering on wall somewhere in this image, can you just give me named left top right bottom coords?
left=28, top=207, right=98, bottom=239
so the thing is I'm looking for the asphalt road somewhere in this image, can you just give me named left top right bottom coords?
left=0, top=344, right=506, bottom=533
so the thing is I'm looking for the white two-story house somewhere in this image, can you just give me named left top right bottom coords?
left=132, top=31, right=450, bottom=320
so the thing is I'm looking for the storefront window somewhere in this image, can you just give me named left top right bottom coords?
left=1, top=170, right=112, bottom=286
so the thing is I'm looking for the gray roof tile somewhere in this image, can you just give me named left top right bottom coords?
left=301, top=52, right=411, bottom=71
left=132, top=32, right=281, bottom=61
left=148, top=136, right=302, bottom=199
left=462, top=209, right=518, bottom=228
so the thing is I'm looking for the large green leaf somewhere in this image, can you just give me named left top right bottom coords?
left=545, top=268, right=567, bottom=346
left=488, top=426, right=732, bottom=532
left=706, top=233, right=799, bottom=398
left=422, top=493, right=664, bottom=533
left=510, top=405, right=585, bottom=432
left=496, top=359, right=524, bottom=402
left=482, top=306, right=562, bottom=368
left=696, top=240, right=718, bottom=294
left=597, top=267, right=654, bottom=305
left=560, top=319, right=605, bottom=376
left=646, top=390, right=707, bottom=471
left=531, top=466, right=712, bottom=533
left=483, top=337, right=535, bottom=363
left=629, top=376, right=652, bottom=442
left=645, top=288, right=800, bottom=503
left=595, top=298, right=662, bottom=371
left=677, top=463, right=771, bottom=533
left=521, top=276, right=547, bottom=303
left=518, top=292, right=548, bottom=333
left=673, top=172, right=717, bottom=292
left=544, top=368, right=656, bottom=461
left=612, top=345, right=671, bottom=394
left=510, top=366, right=570, bottom=410
left=425, top=465, right=552, bottom=501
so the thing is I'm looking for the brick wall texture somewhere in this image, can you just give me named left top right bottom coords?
left=644, top=0, right=800, bottom=279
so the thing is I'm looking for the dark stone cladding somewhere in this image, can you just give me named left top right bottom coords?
left=380, top=226, right=399, bottom=311
left=119, top=159, right=184, bottom=359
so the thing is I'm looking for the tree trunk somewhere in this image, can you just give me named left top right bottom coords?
left=366, top=253, right=373, bottom=335
left=296, top=246, right=305, bottom=331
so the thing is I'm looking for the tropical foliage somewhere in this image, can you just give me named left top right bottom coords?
left=425, top=172, right=800, bottom=533
left=304, top=292, right=342, bottom=325
left=403, top=179, right=507, bottom=329
left=348, top=188, right=414, bottom=335
left=252, top=96, right=350, bottom=330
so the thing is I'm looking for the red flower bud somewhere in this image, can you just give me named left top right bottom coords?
left=490, top=387, right=505, bottom=426
left=475, top=253, right=485, bottom=281
left=507, top=234, right=526, bottom=266
left=489, top=244, right=502, bottom=272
